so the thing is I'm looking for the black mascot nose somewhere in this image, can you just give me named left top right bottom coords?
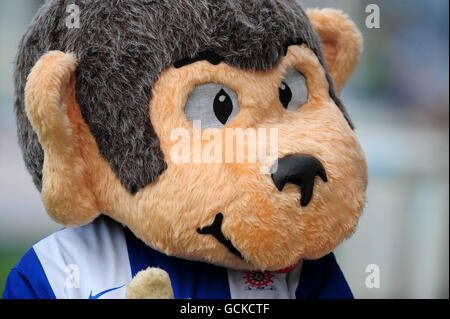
left=271, top=154, right=328, bottom=207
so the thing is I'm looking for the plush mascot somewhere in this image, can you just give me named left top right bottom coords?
left=4, top=0, right=367, bottom=299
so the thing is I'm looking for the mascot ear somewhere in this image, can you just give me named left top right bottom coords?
left=25, top=51, right=99, bottom=226
left=307, top=8, right=363, bottom=93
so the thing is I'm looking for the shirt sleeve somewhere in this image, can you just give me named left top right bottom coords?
left=2, top=248, right=56, bottom=299
left=296, top=252, right=354, bottom=299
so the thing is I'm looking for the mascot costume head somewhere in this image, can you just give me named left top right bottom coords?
left=13, top=0, right=367, bottom=298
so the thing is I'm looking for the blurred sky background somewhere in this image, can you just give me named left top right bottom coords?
left=0, top=0, right=448, bottom=298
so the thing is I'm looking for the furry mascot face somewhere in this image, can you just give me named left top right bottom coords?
left=16, top=0, right=367, bottom=271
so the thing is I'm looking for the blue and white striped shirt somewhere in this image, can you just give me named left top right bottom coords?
left=3, top=217, right=353, bottom=299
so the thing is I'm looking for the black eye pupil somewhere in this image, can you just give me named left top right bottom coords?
left=279, top=82, right=292, bottom=109
left=214, top=89, right=233, bottom=125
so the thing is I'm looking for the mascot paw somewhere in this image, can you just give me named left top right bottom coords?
left=125, top=268, right=174, bottom=299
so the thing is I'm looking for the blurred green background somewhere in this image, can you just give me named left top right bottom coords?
left=0, top=0, right=448, bottom=298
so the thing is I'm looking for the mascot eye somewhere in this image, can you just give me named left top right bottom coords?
left=279, top=68, right=308, bottom=111
left=185, top=83, right=240, bottom=129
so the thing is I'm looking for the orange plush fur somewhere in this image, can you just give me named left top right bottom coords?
left=25, top=52, right=98, bottom=226
left=307, top=9, right=363, bottom=93
left=24, top=11, right=367, bottom=271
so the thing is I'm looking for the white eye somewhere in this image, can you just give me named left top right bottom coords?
left=279, top=68, right=308, bottom=111
left=185, top=83, right=240, bottom=129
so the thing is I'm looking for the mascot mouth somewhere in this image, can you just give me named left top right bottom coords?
left=197, top=213, right=244, bottom=260
left=197, top=214, right=301, bottom=273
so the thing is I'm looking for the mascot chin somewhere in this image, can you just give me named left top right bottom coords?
left=4, top=0, right=367, bottom=299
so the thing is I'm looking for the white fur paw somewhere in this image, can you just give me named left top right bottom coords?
left=125, top=267, right=174, bottom=299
